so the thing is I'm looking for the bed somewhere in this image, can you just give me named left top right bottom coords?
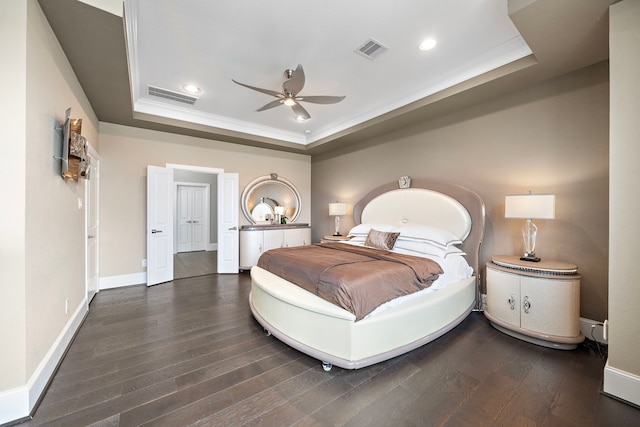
left=249, top=178, right=485, bottom=370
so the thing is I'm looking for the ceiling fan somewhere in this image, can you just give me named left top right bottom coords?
left=232, top=64, right=345, bottom=121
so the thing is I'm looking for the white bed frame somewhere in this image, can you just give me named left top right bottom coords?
left=250, top=179, right=485, bottom=370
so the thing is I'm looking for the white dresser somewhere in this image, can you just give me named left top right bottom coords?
left=484, top=255, right=584, bottom=350
left=239, top=224, right=311, bottom=271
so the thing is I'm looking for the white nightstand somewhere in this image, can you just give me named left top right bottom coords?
left=484, top=255, right=584, bottom=350
left=320, top=234, right=352, bottom=243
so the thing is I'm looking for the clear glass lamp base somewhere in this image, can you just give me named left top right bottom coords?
left=333, top=216, right=342, bottom=236
left=521, top=220, right=540, bottom=262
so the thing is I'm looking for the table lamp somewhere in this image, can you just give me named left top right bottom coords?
left=505, top=192, right=555, bottom=262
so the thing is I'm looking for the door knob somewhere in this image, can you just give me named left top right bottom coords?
left=228, top=226, right=237, bottom=231
left=151, top=229, right=163, bottom=234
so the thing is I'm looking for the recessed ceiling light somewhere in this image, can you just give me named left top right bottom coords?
left=304, top=130, right=311, bottom=134
left=419, top=39, right=437, bottom=51
left=183, top=84, right=201, bottom=94
left=296, top=115, right=308, bottom=122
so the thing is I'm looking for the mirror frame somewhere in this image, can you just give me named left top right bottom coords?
left=241, top=173, right=302, bottom=224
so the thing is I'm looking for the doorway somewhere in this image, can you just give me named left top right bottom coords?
left=169, top=165, right=237, bottom=279
left=173, top=170, right=216, bottom=279
left=147, top=164, right=238, bottom=285
left=174, top=182, right=215, bottom=279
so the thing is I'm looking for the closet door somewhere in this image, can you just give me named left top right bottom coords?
left=176, top=185, right=193, bottom=253
left=176, top=185, right=207, bottom=252
left=190, top=186, right=207, bottom=251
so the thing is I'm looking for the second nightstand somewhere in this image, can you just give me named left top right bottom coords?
left=484, top=255, right=584, bottom=350
left=320, top=234, right=353, bottom=243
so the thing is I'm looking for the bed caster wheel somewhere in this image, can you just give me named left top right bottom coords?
left=321, top=362, right=333, bottom=372
left=263, top=328, right=271, bottom=337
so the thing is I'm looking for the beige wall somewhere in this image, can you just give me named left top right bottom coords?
left=25, top=0, right=99, bottom=380
left=98, top=123, right=311, bottom=278
left=0, top=0, right=98, bottom=399
left=0, top=0, right=28, bottom=392
left=312, top=61, right=609, bottom=321
left=607, top=0, right=640, bottom=396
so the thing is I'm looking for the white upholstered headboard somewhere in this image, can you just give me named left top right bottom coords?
left=353, top=179, right=485, bottom=292
left=360, top=188, right=472, bottom=241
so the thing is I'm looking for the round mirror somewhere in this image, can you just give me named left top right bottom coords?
left=241, top=174, right=302, bottom=224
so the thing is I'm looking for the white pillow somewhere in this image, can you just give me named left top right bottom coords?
left=394, top=225, right=462, bottom=247
left=394, top=239, right=466, bottom=258
left=348, top=223, right=395, bottom=236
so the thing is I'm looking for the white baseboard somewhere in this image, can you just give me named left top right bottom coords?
left=100, top=272, right=146, bottom=290
left=580, top=317, right=607, bottom=344
left=207, top=243, right=218, bottom=251
left=604, top=361, right=640, bottom=407
left=0, top=298, right=87, bottom=425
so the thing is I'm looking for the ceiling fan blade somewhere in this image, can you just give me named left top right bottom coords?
left=290, top=102, right=311, bottom=120
left=256, top=99, right=283, bottom=111
left=297, top=95, right=346, bottom=105
left=232, top=79, right=282, bottom=98
left=283, top=64, right=305, bottom=95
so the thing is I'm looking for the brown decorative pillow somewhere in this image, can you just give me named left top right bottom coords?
left=364, top=229, right=400, bottom=251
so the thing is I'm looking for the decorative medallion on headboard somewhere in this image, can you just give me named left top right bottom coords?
left=398, top=176, right=411, bottom=189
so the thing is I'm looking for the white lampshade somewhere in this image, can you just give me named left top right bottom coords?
left=505, top=194, right=555, bottom=220
left=329, top=202, right=347, bottom=216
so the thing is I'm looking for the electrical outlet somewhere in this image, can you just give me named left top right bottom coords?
left=65, top=298, right=69, bottom=314
left=142, top=259, right=147, bottom=267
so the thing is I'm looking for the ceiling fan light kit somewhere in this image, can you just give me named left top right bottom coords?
left=232, top=64, right=345, bottom=121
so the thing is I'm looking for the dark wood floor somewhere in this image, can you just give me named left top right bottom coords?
left=21, top=273, right=639, bottom=427
left=173, top=251, right=217, bottom=279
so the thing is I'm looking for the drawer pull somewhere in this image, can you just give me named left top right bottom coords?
left=523, top=296, right=531, bottom=314
left=508, top=293, right=516, bottom=310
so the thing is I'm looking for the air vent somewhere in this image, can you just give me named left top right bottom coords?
left=147, top=85, right=198, bottom=105
left=354, top=38, right=389, bottom=60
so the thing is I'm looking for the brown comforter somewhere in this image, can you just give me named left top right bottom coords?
left=257, top=242, right=443, bottom=321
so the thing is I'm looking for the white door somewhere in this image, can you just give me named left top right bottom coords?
left=176, top=185, right=208, bottom=253
left=85, top=150, right=99, bottom=303
left=176, top=185, right=192, bottom=253
left=147, top=165, right=174, bottom=285
left=217, top=173, right=239, bottom=273
left=191, top=186, right=207, bottom=250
